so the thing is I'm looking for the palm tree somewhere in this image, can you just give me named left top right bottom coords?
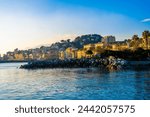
left=67, top=39, right=71, bottom=43
left=142, top=30, right=150, bottom=49
left=132, top=35, right=140, bottom=49
left=61, top=40, right=65, bottom=43
left=132, top=35, right=139, bottom=41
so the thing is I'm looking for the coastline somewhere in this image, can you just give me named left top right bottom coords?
left=0, top=60, right=28, bottom=63
left=19, top=57, right=150, bottom=70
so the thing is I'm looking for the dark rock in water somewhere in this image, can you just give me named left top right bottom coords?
left=20, top=58, right=106, bottom=69
left=20, top=57, right=150, bottom=70
left=105, top=56, right=127, bottom=70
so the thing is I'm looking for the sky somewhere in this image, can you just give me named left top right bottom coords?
left=0, top=0, right=150, bottom=54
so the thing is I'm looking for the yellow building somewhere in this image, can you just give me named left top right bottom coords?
left=148, top=37, right=150, bottom=49
left=95, top=42, right=104, bottom=48
left=14, top=53, right=24, bottom=60
left=111, top=44, right=119, bottom=51
left=77, top=43, right=105, bottom=58
left=59, top=47, right=78, bottom=60
left=109, top=41, right=129, bottom=51
left=71, top=48, right=78, bottom=59
left=119, top=44, right=128, bottom=50
left=59, top=40, right=134, bottom=60
left=94, top=42, right=105, bottom=55
left=65, top=47, right=72, bottom=59
left=77, top=49, right=86, bottom=59
left=83, top=44, right=95, bottom=51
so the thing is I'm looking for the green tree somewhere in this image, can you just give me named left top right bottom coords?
left=86, top=50, right=93, bottom=58
left=67, top=39, right=71, bottom=43
left=61, top=40, right=65, bottom=43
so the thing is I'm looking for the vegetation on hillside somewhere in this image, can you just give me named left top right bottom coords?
left=100, top=48, right=150, bottom=61
left=50, top=34, right=102, bottom=50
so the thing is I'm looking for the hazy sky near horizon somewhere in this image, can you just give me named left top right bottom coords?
left=0, top=0, right=150, bottom=54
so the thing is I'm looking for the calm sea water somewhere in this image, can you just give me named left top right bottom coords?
left=0, top=62, right=150, bottom=100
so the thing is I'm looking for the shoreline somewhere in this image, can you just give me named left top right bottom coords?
left=0, top=60, right=28, bottom=63
left=19, top=57, right=150, bottom=70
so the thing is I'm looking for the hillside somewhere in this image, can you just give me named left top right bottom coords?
left=50, top=34, right=103, bottom=50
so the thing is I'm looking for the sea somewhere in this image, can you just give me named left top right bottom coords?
left=0, top=62, right=150, bottom=100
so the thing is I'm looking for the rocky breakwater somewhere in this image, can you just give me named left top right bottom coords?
left=105, top=56, right=127, bottom=71
left=20, top=58, right=103, bottom=69
left=105, top=56, right=150, bottom=70
left=20, top=57, right=127, bottom=70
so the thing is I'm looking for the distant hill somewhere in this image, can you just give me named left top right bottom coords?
left=73, top=34, right=103, bottom=48
left=50, top=34, right=103, bottom=50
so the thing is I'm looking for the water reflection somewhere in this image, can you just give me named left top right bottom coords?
left=0, top=63, right=150, bottom=100
left=134, top=70, right=150, bottom=99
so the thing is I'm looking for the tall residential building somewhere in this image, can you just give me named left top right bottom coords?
left=102, top=36, right=116, bottom=44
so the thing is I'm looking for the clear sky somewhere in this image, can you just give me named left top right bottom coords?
left=0, top=0, right=150, bottom=54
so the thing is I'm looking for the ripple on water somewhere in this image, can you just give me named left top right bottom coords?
left=0, top=63, right=150, bottom=100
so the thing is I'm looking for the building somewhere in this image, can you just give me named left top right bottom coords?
left=70, top=48, right=78, bottom=59
left=94, top=42, right=105, bottom=55
left=47, top=49, right=59, bottom=59
left=95, top=42, right=104, bottom=48
left=59, top=47, right=78, bottom=60
left=148, top=37, right=150, bottom=49
left=14, top=53, right=24, bottom=60
left=65, top=47, right=73, bottom=59
left=109, top=41, right=129, bottom=51
left=102, top=36, right=116, bottom=44
left=77, top=49, right=86, bottom=59
left=6, top=51, right=15, bottom=60
left=83, top=44, right=95, bottom=51
left=59, top=51, right=66, bottom=60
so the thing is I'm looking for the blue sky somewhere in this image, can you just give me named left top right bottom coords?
left=0, top=0, right=150, bottom=54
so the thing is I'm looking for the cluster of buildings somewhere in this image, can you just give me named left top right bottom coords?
left=1, top=33, right=150, bottom=61
left=1, top=47, right=59, bottom=61
left=59, top=35, right=150, bottom=60
left=59, top=35, right=124, bottom=59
